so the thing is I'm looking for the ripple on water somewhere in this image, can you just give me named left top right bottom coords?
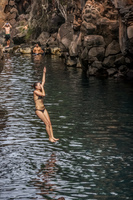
left=0, top=55, right=133, bottom=199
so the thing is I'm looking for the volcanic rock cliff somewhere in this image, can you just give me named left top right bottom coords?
left=0, top=0, right=133, bottom=79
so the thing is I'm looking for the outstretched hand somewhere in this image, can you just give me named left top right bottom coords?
left=43, top=67, right=46, bottom=73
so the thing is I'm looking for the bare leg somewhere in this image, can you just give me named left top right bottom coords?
left=44, top=109, right=59, bottom=141
left=6, top=40, right=10, bottom=47
left=35, top=110, right=56, bottom=142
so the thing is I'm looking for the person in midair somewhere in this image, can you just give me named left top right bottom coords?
left=33, top=67, right=59, bottom=142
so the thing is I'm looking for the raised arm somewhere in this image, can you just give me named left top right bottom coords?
left=41, top=67, right=46, bottom=87
left=34, top=84, right=45, bottom=97
left=9, top=23, right=12, bottom=28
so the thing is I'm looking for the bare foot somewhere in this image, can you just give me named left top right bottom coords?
left=49, top=138, right=56, bottom=143
left=53, top=137, right=59, bottom=141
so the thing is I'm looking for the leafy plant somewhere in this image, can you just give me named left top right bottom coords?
left=24, top=27, right=34, bottom=42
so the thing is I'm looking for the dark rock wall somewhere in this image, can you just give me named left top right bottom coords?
left=0, top=0, right=133, bottom=78
left=57, top=0, right=133, bottom=79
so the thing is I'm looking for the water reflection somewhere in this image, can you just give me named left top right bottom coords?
left=31, top=153, right=65, bottom=199
left=0, top=107, right=8, bottom=130
left=0, top=63, right=3, bottom=73
left=32, top=54, right=44, bottom=66
left=0, top=54, right=133, bottom=200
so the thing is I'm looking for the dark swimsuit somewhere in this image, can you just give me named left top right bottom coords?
left=36, top=108, right=45, bottom=113
left=5, top=34, right=10, bottom=41
left=34, top=95, right=46, bottom=113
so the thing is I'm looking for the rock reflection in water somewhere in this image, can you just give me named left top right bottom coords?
left=0, top=63, right=3, bottom=73
left=0, top=56, right=8, bottom=130
left=0, top=107, right=8, bottom=130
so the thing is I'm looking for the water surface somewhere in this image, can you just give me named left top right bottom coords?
left=0, top=54, right=133, bottom=200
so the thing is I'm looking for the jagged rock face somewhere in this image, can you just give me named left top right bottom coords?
left=112, top=0, right=133, bottom=60
left=57, top=0, right=133, bottom=78
left=27, top=0, right=66, bottom=39
left=0, top=0, right=133, bottom=79
left=0, top=0, right=8, bottom=28
left=0, top=0, right=31, bottom=45
left=0, top=0, right=65, bottom=45
left=0, top=44, right=4, bottom=60
left=0, top=0, right=31, bottom=28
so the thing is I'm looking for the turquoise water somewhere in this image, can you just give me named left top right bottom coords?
left=0, top=54, right=133, bottom=200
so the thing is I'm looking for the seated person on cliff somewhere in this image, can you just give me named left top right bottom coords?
left=33, top=43, right=44, bottom=55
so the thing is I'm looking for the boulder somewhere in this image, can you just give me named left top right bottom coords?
left=83, top=35, right=105, bottom=48
left=103, top=55, right=116, bottom=68
left=9, top=0, right=16, bottom=7
left=88, top=65, right=98, bottom=76
left=3, top=46, right=14, bottom=53
left=0, top=30, right=5, bottom=45
left=7, top=12, right=17, bottom=20
left=66, top=56, right=77, bottom=66
left=0, top=0, right=8, bottom=29
left=13, top=28, right=28, bottom=44
left=51, top=47, right=61, bottom=55
left=119, top=65, right=127, bottom=72
left=37, top=32, right=50, bottom=46
left=88, top=47, right=105, bottom=61
left=91, top=61, right=103, bottom=69
left=81, top=47, right=88, bottom=60
left=105, top=40, right=121, bottom=57
left=9, top=18, right=17, bottom=26
left=19, top=47, right=31, bottom=54
left=17, top=14, right=29, bottom=21
left=0, top=44, right=4, bottom=60
left=69, top=41, right=78, bottom=57
left=103, top=54, right=122, bottom=68
left=57, top=23, right=73, bottom=51
left=107, top=68, right=117, bottom=76
left=81, top=21, right=96, bottom=34
left=127, top=26, right=133, bottom=39
left=114, top=56, right=125, bottom=66
left=10, top=7, right=18, bottom=15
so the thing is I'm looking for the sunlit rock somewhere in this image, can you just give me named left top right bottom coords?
left=51, top=47, right=61, bottom=56
left=57, top=23, right=73, bottom=51
left=127, top=26, right=133, bottom=39
left=19, top=47, right=31, bottom=54
left=69, top=41, right=78, bottom=57
left=66, top=56, right=77, bottom=66
left=3, top=46, right=14, bottom=53
left=0, top=0, right=8, bottom=28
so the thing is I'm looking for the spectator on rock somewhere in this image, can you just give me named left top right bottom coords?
left=2, top=22, right=12, bottom=48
